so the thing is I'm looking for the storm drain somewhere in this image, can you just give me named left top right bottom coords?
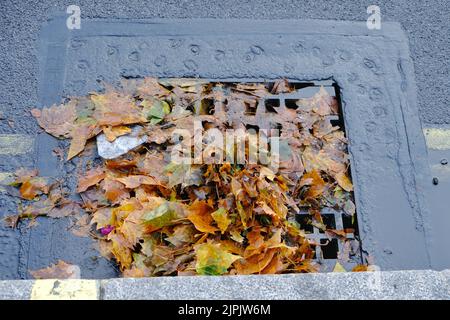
left=97, top=79, right=363, bottom=272
left=10, top=17, right=432, bottom=280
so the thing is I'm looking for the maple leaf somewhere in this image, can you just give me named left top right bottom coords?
left=142, top=202, right=179, bottom=232
left=115, top=175, right=160, bottom=189
left=299, top=169, right=326, bottom=199
left=187, top=200, right=218, bottom=234
left=195, top=242, right=240, bottom=275
left=26, top=78, right=358, bottom=277
left=31, top=101, right=76, bottom=138
left=77, top=167, right=105, bottom=193
left=91, top=207, right=113, bottom=230
left=164, top=163, right=203, bottom=188
left=91, top=91, right=146, bottom=127
left=103, top=125, right=132, bottom=142
left=335, top=171, right=353, bottom=192
left=101, top=178, right=130, bottom=204
left=30, top=260, right=80, bottom=279
left=166, top=224, right=195, bottom=247
left=235, top=248, right=278, bottom=275
left=68, top=123, right=101, bottom=160
left=19, top=177, right=50, bottom=200
left=109, top=232, right=133, bottom=270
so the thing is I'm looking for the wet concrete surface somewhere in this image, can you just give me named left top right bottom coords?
left=0, top=1, right=449, bottom=279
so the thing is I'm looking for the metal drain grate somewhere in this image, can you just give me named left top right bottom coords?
left=184, top=79, right=363, bottom=272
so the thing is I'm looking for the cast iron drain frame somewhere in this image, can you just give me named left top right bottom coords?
left=16, top=17, right=439, bottom=279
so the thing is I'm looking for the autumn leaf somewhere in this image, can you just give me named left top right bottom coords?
left=115, top=175, right=159, bottom=189
left=187, top=200, right=218, bottom=234
left=31, top=101, right=76, bottom=138
left=142, top=202, right=179, bottom=232
left=19, top=177, right=50, bottom=200
left=335, top=171, right=353, bottom=192
left=103, top=125, right=131, bottom=142
left=166, top=224, right=195, bottom=247
left=102, top=178, right=130, bottom=204
left=211, top=208, right=231, bottom=234
left=235, top=248, right=278, bottom=275
left=109, top=232, right=133, bottom=270
left=91, top=90, right=146, bottom=127
left=26, top=78, right=358, bottom=277
left=77, top=167, right=105, bottom=192
left=299, top=170, right=325, bottom=198
left=68, top=123, right=100, bottom=160
left=195, top=242, right=240, bottom=275
left=164, top=163, right=203, bottom=188
left=91, top=207, right=113, bottom=230
left=30, top=260, right=80, bottom=279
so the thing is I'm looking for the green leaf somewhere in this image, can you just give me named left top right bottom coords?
left=144, top=99, right=171, bottom=123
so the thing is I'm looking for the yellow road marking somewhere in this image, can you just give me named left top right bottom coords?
left=0, top=134, right=34, bottom=155
left=423, top=128, right=450, bottom=150
left=31, top=279, right=99, bottom=300
left=0, top=172, right=13, bottom=192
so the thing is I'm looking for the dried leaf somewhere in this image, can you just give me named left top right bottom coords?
left=77, top=167, right=105, bottom=192
left=195, top=242, right=240, bottom=275
left=211, top=208, right=231, bottom=234
left=30, top=260, right=80, bottom=279
left=187, top=201, right=218, bottom=234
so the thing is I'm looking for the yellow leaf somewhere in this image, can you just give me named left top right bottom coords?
left=103, top=125, right=131, bottom=142
left=333, top=262, right=346, bottom=273
left=211, top=208, right=231, bottom=234
left=335, top=171, right=353, bottom=192
left=195, top=242, right=240, bottom=275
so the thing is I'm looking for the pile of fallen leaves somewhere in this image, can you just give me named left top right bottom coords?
left=5, top=78, right=361, bottom=276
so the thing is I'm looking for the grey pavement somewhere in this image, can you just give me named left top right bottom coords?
left=1, top=270, right=450, bottom=299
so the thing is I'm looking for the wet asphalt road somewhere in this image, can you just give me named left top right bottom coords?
left=0, top=0, right=449, bottom=279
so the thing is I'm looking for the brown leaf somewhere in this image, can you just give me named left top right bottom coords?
left=31, top=102, right=76, bottom=138
left=299, top=170, right=326, bottom=198
left=115, top=175, right=160, bottom=189
left=30, top=260, right=80, bottom=279
left=187, top=200, right=218, bottom=234
left=335, top=171, right=353, bottom=192
left=77, top=167, right=105, bottom=193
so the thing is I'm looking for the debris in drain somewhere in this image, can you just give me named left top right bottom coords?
left=5, top=78, right=363, bottom=276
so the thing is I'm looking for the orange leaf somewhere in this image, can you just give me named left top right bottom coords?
left=235, top=248, right=278, bottom=275
left=299, top=170, right=325, bottom=198
left=187, top=200, right=218, bottom=234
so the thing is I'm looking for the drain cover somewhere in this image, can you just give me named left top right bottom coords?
left=20, top=17, right=438, bottom=278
